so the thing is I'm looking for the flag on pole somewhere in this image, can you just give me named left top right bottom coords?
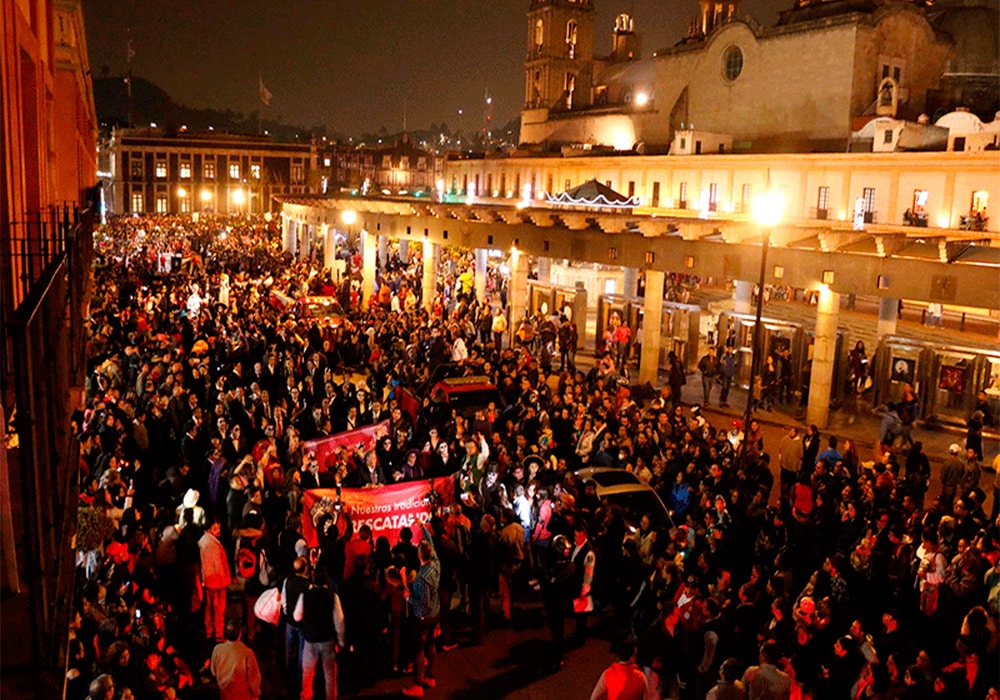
left=259, top=75, right=272, bottom=106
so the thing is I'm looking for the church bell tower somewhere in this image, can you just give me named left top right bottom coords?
left=700, top=0, right=739, bottom=35
left=524, top=0, right=596, bottom=111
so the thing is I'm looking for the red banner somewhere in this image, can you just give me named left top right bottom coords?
left=301, top=476, right=454, bottom=548
left=301, top=420, right=390, bottom=473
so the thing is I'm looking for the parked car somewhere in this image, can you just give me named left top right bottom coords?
left=399, top=375, right=503, bottom=425
left=268, top=291, right=346, bottom=328
left=574, top=467, right=675, bottom=531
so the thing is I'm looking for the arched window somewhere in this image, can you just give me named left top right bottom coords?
left=566, top=20, right=578, bottom=58
left=534, top=19, right=544, bottom=49
left=565, top=73, right=576, bottom=109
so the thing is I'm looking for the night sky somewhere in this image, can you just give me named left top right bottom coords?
left=83, top=0, right=786, bottom=137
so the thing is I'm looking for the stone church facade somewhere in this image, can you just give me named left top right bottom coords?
left=520, top=0, right=995, bottom=152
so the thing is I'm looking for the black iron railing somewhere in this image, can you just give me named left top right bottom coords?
left=7, top=204, right=80, bottom=309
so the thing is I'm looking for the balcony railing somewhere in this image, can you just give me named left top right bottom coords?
left=6, top=204, right=81, bottom=310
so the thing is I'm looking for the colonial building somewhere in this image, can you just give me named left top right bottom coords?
left=446, top=149, right=997, bottom=231
left=2, top=0, right=97, bottom=692
left=321, top=134, right=445, bottom=196
left=105, top=128, right=318, bottom=215
left=520, top=0, right=999, bottom=152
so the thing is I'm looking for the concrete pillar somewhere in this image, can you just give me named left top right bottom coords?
left=377, top=235, right=388, bottom=269
left=297, top=224, right=309, bottom=261
left=508, top=247, right=529, bottom=344
left=806, top=286, right=841, bottom=428
left=282, top=216, right=295, bottom=254
left=322, top=224, right=337, bottom=273
left=639, top=269, right=665, bottom=384
left=399, top=239, right=410, bottom=264
left=536, top=256, right=552, bottom=285
left=623, top=266, right=639, bottom=298
left=877, top=297, right=898, bottom=339
left=474, top=248, right=489, bottom=302
left=422, top=240, right=440, bottom=312
left=362, top=229, right=377, bottom=310
left=733, top=280, right=752, bottom=314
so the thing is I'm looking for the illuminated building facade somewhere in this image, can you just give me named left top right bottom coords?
left=105, top=128, right=318, bottom=215
left=520, top=0, right=998, bottom=152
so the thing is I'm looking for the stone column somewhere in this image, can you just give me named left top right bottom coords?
left=807, top=286, right=841, bottom=428
left=536, top=256, right=552, bottom=285
left=297, top=224, right=309, bottom=261
left=422, top=240, right=440, bottom=312
left=623, top=266, right=639, bottom=298
left=322, top=224, right=337, bottom=274
left=474, top=248, right=489, bottom=302
left=398, top=239, right=409, bottom=264
left=377, top=234, right=388, bottom=269
left=282, top=216, right=295, bottom=254
left=639, top=269, right=665, bottom=384
left=733, top=280, right=752, bottom=314
left=508, top=247, right=529, bottom=344
left=362, top=229, right=377, bottom=310
left=877, top=297, right=898, bottom=339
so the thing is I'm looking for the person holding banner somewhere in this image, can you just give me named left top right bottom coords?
left=402, top=523, right=440, bottom=697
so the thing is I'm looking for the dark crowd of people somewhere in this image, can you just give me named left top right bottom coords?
left=72, top=213, right=998, bottom=700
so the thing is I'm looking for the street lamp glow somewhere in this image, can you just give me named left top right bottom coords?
left=635, top=92, right=649, bottom=107
left=177, top=187, right=188, bottom=198
left=200, top=189, right=212, bottom=203
left=753, top=190, right=785, bottom=227
left=341, top=210, right=357, bottom=226
left=231, top=188, right=245, bottom=206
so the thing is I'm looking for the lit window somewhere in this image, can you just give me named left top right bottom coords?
left=534, top=19, right=544, bottom=49
left=179, top=161, right=192, bottom=178
left=679, top=182, right=688, bottom=208
left=883, top=130, right=894, bottom=144
left=131, top=191, right=144, bottom=213
left=155, top=161, right=167, bottom=178
left=204, top=161, right=216, bottom=179
left=179, top=196, right=192, bottom=213
left=566, top=20, right=578, bottom=58
left=250, top=164, right=261, bottom=179
left=817, top=186, right=829, bottom=212
left=291, top=164, right=304, bottom=183
left=155, top=193, right=168, bottom=213
left=722, top=45, right=743, bottom=82
left=130, top=159, right=143, bottom=179
left=229, top=162, right=240, bottom=179
left=324, top=157, right=331, bottom=167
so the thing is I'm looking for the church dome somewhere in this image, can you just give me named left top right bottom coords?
left=931, top=3, right=1000, bottom=76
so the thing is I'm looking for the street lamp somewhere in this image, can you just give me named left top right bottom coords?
left=231, top=188, right=245, bottom=215
left=200, top=189, right=212, bottom=210
left=738, top=185, right=784, bottom=464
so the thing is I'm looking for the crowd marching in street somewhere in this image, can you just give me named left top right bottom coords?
left=73, top=213, right=998, bottom=700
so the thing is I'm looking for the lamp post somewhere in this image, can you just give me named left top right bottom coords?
left=231, top=187, right=245, bottom=215
left=738, top=187, right=784, bottom=465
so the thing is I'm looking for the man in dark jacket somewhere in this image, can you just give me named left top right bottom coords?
left=293, top=566, right=346, bottom=700
left=281, top=556, right=311, bottom=686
